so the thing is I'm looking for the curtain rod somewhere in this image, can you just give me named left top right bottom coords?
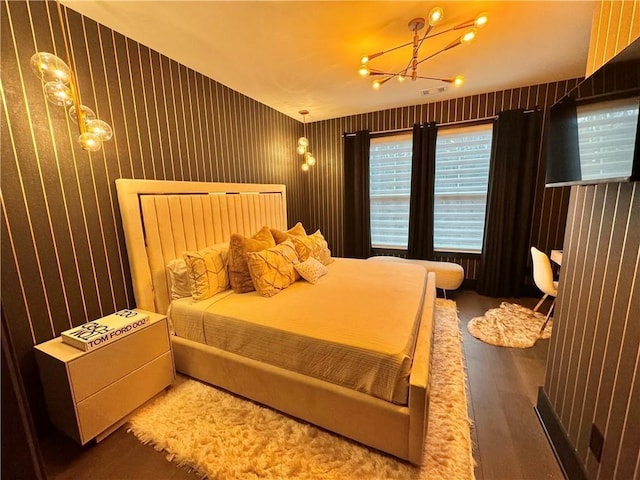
left=342, top=108, right=539, bottom=137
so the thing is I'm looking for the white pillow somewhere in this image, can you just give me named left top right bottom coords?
left=294, top=257, right=328, bottom=284
left=167, top=258, right=191, bottom=300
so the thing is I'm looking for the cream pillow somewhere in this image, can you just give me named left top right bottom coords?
left=228, top=226, right=276, bottom=293
left=294, top=257, right=328, bottom=284
left=183, top=243, right=229, bottom=301
left=167, top=258, right=192, bottom=300
left=270, top=222, right=307, bottom=245
left=292, top=230, right=333, bottom=265
left=246, top=240, right=299, bottom=297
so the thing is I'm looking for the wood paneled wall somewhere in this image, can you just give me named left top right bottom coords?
left=1, top=0, right=304, bottom=424
left=542, top=2, right=640, bottom=478
left=301, top=80, right=579, bottom=280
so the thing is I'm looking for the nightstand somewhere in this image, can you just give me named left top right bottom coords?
left=35, top=310, right=175, bottom=445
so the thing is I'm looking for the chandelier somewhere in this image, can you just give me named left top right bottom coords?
left=297, top=110, right=316, bottom=171
left=30, top=3, right=113, bottom=152
left=358, top=6, right=488, bottom=90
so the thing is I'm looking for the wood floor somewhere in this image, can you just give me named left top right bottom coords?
left=39, top=289, right=564, bottom=480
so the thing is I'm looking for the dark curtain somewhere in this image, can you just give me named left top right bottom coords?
left=343, top=130, right=372, bottom=258
left=407, top=122, right=438, bottom=259
left=477, top=109, right=543, bottom=297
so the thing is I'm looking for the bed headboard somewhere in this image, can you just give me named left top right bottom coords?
left=116, top=179, right=287, bottom=314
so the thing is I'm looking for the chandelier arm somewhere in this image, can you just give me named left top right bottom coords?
left=366, top=39, right=414, bottom=61
left=415, top=47, right=448, bottom=67
left=413, top=75, right=454, bottom=82
left=400, top=23, right=433, bottom=78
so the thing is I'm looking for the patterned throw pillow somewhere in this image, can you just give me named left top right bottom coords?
left=270, top=222, right=307, bottom=244
left=246, top=240, right=300, bottom=297
left=228, top=226, right=276, bottom=293
left=183, top=243, right=229, bottom=301
left=294, top=257, right=328, bottom=284
left=292, top=230, right=333, bottom=265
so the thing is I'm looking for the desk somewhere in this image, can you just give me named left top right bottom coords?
left=551, top=250, right=563, bottom=266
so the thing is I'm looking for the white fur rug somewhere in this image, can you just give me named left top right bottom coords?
left=128, top=299, right=474, bottom=480
left=467, top=302, right=553, bottom=348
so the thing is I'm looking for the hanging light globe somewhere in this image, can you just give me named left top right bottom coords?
left=301, top=162, right=310, bottom=172
left=298, top=136, right=309, bottom=147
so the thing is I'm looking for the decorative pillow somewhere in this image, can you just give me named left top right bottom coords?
left=246, top=240, right=299, bottom=297
left=292, top=230, right=333, bottom=265
left=270, top=222, right=307, bottom=245
left=228, top=226, right=276, bottom=293
left=166, top=258, right=191, bottom=300
left=183, top=243, right=229, bottom=301
left=294, top=257, right=328, bottom=284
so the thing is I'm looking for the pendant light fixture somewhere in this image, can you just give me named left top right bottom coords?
left=358, top=6, right=488, bottom=90
left=30, top=2, right=113, bottom=152
left=297, top=110, right=316, bottom=171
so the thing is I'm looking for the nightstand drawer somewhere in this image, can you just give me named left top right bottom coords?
left=69, top=318, right=170, bottom=402
left=76, top=350, right=173, bottom=443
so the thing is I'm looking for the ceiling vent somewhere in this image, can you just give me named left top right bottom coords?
left=420, top=85, right=448, bottom=97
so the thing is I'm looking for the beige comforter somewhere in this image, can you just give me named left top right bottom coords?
left=168, top=257, right=427, bottom=404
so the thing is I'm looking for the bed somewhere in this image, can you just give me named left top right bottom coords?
left=116, top=178, right=435, bottom=464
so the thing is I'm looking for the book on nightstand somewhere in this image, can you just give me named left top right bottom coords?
left=61, top=309, right=150, bottom=351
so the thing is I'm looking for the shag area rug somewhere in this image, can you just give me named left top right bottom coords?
left=128, top=299, right=474, bottom=480
left=467, top=302, right=553, bottom=348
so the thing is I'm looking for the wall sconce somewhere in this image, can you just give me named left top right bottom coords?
left=30, top=3, right=112, bottom=152
left=297, top=110, right=316, bottom=171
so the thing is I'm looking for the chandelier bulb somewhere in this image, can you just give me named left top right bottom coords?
left=307, top=154, right=316, bottom=166
left=301, top=162, right=310, bottom=172
left=297, top=145, right=307, bottom=155
left=358, top=64, right=370, bottom=77
left=69, top=104, right=96, bottom=125
left=360, top=55, right=369, bottom=64
left=454, top=75, right=465, bottom=86
left=372, top=79, right=382, bottom=90
left=475, top=13, right=488, bottom=27
left=298, top=136, right=309, bottom=148
left=461, top=29, right=477, bottom=45
left=428, top=7, right=444, bottom=26
left=397, top=74, right=405, bottom=83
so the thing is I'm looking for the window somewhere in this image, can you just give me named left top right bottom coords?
left=369, top=133, right=413, bottom=249
left=434, top=124, right=493, bottom=253
left=577, top=96, right=640, bottom=180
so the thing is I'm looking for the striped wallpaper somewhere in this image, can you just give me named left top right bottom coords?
left=541, top=2, right=640, bottom=479
left=544, top=0, right=640, bottom=480
left=300, top=80, right=579, bottom=280
left=1, top=0, right=305, bottom=423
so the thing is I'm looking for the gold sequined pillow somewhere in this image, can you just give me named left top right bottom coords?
left=182, top=243, right=229, bottom=301
left=228, top=226, right=276, bottom=293
left=270, top=222, right=307, bottom=245
left=294, top=257, right=328, bottom=284
left=246, top=240, right=299, bottom=297
left=292, top=230, right=333, bottom=265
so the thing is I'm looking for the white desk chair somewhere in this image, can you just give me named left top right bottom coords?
left=531, top=247, right=559, bottom=333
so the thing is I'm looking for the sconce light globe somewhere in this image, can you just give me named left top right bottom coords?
left=86, top=119, right=113, bottom=141
left=78, top=132, right=102, bottom=152
left=43, top=81, right=74, bottom=106
left=30, top=52, right=71, bottom=84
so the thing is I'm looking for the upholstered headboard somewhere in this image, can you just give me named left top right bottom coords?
left=116, top=179, right=287, bottom=314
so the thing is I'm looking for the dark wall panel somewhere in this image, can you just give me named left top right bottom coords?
left=1, top=0, right=304, bottom=425
left=303, top=80, right=578, bottom=280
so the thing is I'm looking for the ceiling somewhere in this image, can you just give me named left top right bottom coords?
left=61, top=1, right=597, bottom=122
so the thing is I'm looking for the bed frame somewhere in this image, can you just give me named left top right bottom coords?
left=116, top=178, right=435, bottom=464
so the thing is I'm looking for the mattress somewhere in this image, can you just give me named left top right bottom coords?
left=168, top=257, right=427, bottom=404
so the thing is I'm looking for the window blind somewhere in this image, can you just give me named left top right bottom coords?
left=577, top=96, right=640, bottom=180
left=434, top=123, right=493, bottom=253
left=369, top=133, right=413, bottom=249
